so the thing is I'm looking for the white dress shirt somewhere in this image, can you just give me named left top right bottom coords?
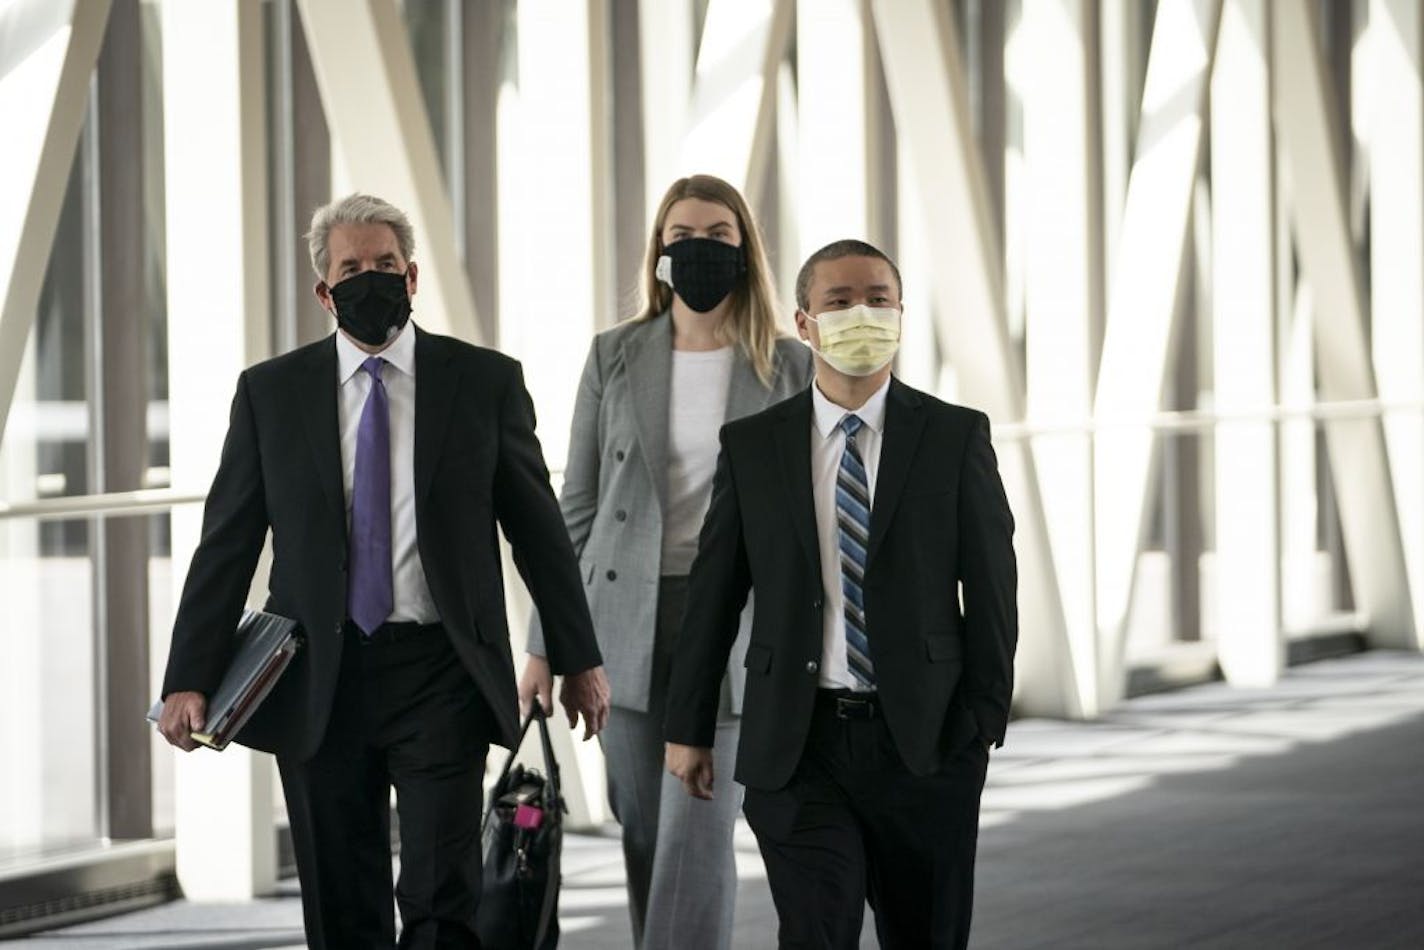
left=810, top=377, right=890, bottom=691
left=336, top=325, right=438, bottom=624
left=662, top=346, right=735, bottom=575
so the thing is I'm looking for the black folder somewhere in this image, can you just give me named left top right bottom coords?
left=147, top=609, right=301, bottom=751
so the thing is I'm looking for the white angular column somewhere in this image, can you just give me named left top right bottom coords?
left=797, top=0, right=872, bottom=254
left=0, top=0, right=110, bottom=853
left=161, top=0, right=276, bottom=900
left=679, top=0, right=793, bottom=205
left=0, top=0, right=111, bottom=443
left=639, top=0, right=693, bottom=215
left=1274, top=0, right=1416, bottom=647
left=1211, top=0, right=1282, bottom=685
left=496, top=0, right=614, bottom=828
left=871, top=0, right=1077, bottom=718
left=1098, top=0, right=1143, bottom=294
left=1368, top=0, right=1424, bottom=650
left=296, top=0, right=482, bottom=343
left=1021, top=0, right=1103, bottom=713
left=1092, top=0, right=1221, bottom=704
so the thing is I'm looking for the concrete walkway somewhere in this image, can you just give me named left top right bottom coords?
left=15, top=650, right=1424, bottom=949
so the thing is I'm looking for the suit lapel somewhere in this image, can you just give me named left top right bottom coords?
left=297, top=336, right=344, bottom=522
left=414, top=326, right=458, bottom=504
left=865, top=379, right=925, bottom=566
left=774, top=391, right=823, bottom=580
left=624, top=316, right=673, bottom=512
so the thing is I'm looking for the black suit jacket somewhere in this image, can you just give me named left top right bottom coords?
left=664, top=378, right=1017, bottom=791
left=161, top=326, right=602, bottom=761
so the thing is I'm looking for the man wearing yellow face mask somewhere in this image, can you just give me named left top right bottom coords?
left=664, top=239, right=1018, bottom=948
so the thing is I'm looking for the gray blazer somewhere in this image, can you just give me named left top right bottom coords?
left=529, top=313, right=814, bottom=713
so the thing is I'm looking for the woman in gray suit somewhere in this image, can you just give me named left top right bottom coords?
left=522, top=174, right=813, bottom=949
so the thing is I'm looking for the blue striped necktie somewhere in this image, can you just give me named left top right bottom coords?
left=837, top=414, right=875, bottom=688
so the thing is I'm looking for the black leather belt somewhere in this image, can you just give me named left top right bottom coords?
left=353, top=619, right=443, bottom=645
left=816, top=689, right=880, bottom=721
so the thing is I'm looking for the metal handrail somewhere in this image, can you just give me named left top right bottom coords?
left=0, top=489, right=206, bottom=522
left=1, top=397, right=1419, bottom=522
left=991, top=397, right=1423, bottom=439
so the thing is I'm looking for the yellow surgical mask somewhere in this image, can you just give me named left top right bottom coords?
left=806, top=304, right=902, bottom=376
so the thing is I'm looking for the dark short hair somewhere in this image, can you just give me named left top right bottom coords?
left=795, top=239, right=903, bottom=311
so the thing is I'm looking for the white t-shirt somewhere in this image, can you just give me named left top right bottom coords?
left=661, top=347, right=735, bottom=575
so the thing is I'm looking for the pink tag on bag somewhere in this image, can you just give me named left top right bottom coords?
left=513, top=803, right=544, bottom=829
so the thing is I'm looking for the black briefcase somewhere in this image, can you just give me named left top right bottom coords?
left=476, top=705, right=564, bottom=949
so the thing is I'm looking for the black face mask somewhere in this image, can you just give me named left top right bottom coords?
left=657, top=238, right=746, bottom=313
left=329, top=270, right=412, bottom=347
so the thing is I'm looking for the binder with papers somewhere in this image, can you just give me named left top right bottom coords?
left=147, top=609, right=301, bottom=751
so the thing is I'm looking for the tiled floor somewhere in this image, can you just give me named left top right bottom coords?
left=17, top=650, right=1424, bottom=949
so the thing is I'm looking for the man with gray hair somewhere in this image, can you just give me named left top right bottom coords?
left=158, top=193, right=611, bottom=948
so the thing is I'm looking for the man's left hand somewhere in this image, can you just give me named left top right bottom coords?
left=560, top=665, right=611, bottom=740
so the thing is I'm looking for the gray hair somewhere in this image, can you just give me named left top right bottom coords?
left=306, top=193, right=416, bottom=279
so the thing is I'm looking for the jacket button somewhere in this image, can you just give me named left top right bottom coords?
left=334, top=622, right=343, bottom=634
left=805, top=660, right=819, bottom=674
left=615, top=510, right=627, bottom=522
left=606, top=569, right=617, bottom=581
left=812, top=598, right=822, bottom=610
left=615, top=450, right=626, bottom=462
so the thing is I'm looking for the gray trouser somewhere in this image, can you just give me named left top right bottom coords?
left=600, top=576, right=743, bottom=950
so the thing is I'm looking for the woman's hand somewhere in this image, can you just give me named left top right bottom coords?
left=519, top=654, right=554, bottom=718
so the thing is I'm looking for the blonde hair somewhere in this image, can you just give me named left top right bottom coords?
left=633, top=175, right=784, bottom=385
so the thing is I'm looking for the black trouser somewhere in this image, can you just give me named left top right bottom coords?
left=742, top=690, right=989, bottom=950
left=279, top=621, right=492, bottom=950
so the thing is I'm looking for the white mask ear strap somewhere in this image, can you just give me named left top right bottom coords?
left=655, top=254, right=673, bottom=286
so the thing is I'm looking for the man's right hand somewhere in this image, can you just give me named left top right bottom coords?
left=666, top=742, right=715, bottom=800
left=158, top=691, right=207, bottom=752
left=519, top=654, right=554, bottom=718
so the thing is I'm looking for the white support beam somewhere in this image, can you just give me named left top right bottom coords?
left=638, top=0, right=693, bottom=215
left=161, top=0, right=275, bottom=900
left=679, top=0, right=794, bottom=207
left=295, top=0, right=481, bottom=343
left=871, top=0, right=1078, bottom=718
left=1021, top=0, right=1103, bottom=714
left=894, top=140, right=937, bottom=395
left=0, top=0, right=110, bottom=862
left=1211, top=0, right=1282, bottom=685
left=496, top=0, right=614, bottom=829
left=0, top=0, right=111, bottom=449
left=1274, top=0, right=1417, bottom=648
left=1092, top=0, right=1221, bottom=705
left=1368, top=0, right=1424, bottom=650
left=796, top=0, right=872, bottom=255
left=1279, top=284, right=1322, bottom=631
left=869, top=0, right=1015, bottom=438
left=774, top=60, right=800, bottom=312
left=1098, top=0, right=1144, bottom=294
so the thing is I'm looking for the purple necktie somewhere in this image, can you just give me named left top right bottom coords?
left=349, top=356, right=394, bottom=635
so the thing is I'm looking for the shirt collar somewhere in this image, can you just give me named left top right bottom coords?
left=336, top=321, right=417, bottom=384
left=811, top=376, right=891, bottom=440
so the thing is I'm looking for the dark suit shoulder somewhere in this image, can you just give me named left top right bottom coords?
left=243, top=335, right=333, bottom=387
left=419, top=328, right=519, bottom=373
left=891, top=378, right=990, bottom=429
left=723, top=386, right=810, bottom=444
